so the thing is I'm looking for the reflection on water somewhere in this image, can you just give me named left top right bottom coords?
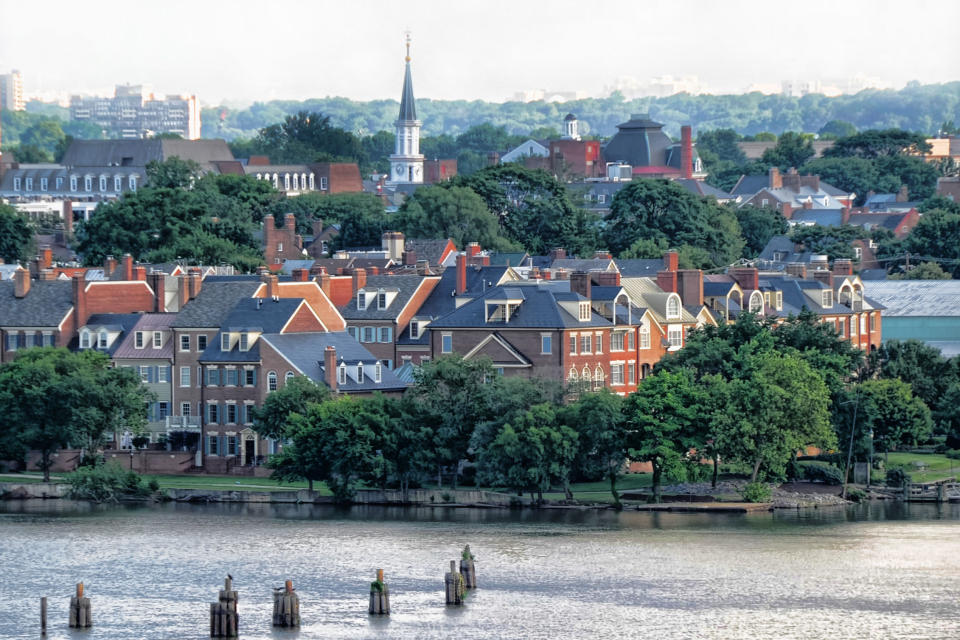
left=0, top=501, right=958, bottom=639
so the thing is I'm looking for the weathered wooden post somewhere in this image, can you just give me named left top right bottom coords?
left=272, top=579, right=300, bottom=628
left=209, top=575, right=238, bottom=637
left=68, top=582, right=92, bottom=628
left=41, top=596, right=47, bottom=635
left=444, top=560, right=464, bottom=605
left=460, top=545, right=477, bottom=589
left=368, top=569, right=390, bottom=615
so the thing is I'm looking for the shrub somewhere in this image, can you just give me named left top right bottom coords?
left=846, top=488, right=867, bottom=503
left=132, top=435, right=150, bottom=449
left=786, top=457, right=803, bottom=481
left=945, top=450, right=960, bottom=460
left=740, top=482, right=772, bottom=503
left=147, top=478, right=160, bottom=492
left=885, top=467, right=911, bottom=488
left=65, top=463, right=150, bottom=503
left=801, top=461, right=844, bottom=485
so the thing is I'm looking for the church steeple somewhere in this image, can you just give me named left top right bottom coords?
left=388, top=32, right=424, bottom=185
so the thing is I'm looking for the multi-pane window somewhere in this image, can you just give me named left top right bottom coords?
left=157, top=402, right=169, bottom=419
left=157, top=366, right=170, bottom=383
left=593, top=367, right=604, bottom=390
left=667, top=296, right=680, bottom=318
left=267, top=371, right=278, bottom=392
left=180, top=366, right=191, bottom=387
left=822, top=291, right=833, bottom=307
left=628, top=362, right=636, bottom=385
left=208, top=435, right=219, bottom=455
left=207, top=368, right=220, bottom=386
left=226, top=369, right=239, bottom=386
left=611, top=363, right=624, bottom=385
left=579, top=303, right=591, bottom=321
left=135, top=332, right=144, bottom=349
left=668, top=328, right=683, bottom=348
left=580, top=335, right=592, bottom=354
left=226, top=404, right=237, bottom=424
left=379, top=327, right=393, bottom=343
left=595, top=334, right=603, bottom=353
left=244, top=369, right=256, bottom=386
left=181, top=402, right=191, bottom=417
left=362, top=327, right=376, bottom=343
left=227, top=436, right=238, bottom=456
left=627, top=331, right=635, bottom=351
left=338, top=364, right=347, bottom=385
left=207, top=403, right=219, bottom=424
left=221, top=333, right=231, bottom=351
left=569, top=335, right=577, bottom=355
left=197, top=335, right=207, bottom=351
left=98, top=331, right=108, bottom=349
left=239, top=334, right=249, bottom=351
left=378, top=290, right=387, bottom=309
left=180, top=335, right=190, bottom=351
left=611, top=332, right=624, bottom=351
left=139, top=366, right=150, bottom=382
left=153, top=332, right=162, bottom=348
left=640, top=327, right=650, bottom=349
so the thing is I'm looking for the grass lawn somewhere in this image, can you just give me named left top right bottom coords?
left=884, top=452, right=960, bottom=484
left=143, top=474, right=333, bottom=495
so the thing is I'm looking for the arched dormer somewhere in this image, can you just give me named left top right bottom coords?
left=666, top=293, right=681, bottom=320
left=338, top=362, right=347, bottom=385
left=748, top=290, right=764, bottom=313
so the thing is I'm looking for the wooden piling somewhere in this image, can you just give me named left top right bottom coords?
left=68, top=582, right=92, bottom=628
left=209, top=576, right=238, bottom=637
left=368, top=569, right=390, bottom=615
left=41, top=596, right=47, bottom=635
left=460, top=544, right=477, bottom=589
left=272, top=579, right=300, bottom=627
left=444, top=560, right=464, bottom=605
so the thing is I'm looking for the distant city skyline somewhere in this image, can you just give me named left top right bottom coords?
left=2, top=0, right=958, bottom=107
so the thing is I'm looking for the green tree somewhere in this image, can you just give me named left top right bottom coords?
left=623, top=369, right=702, bottom=503
left=562, top=390, right=628, bottom=507
left=0, top=204, right=33, bottom=263
left=146, top=157, right=203, bottom=189
left=800, top=157, right=888, bottom=205
left=818, top=120, right=857, bottom=139
left=695, top=129, right=746, bottom=164
left=395, top=184, right=515, bottom=251
left=900, top=209, right=960, bottom=277
left=20, top=119, right=65, bottom=155
left=824, top=129, right=932, bottom=158
left=761, top=132, right=815, bottom=169
left=888, top=261, right=952, bottom=280
left=0, top=348, right=151, bottom=481
left=12, top=144, right=52, bottom=163
left=252, top=375, right=330, bottom=440
left=373, top=395, right=435, bottom=500
left=604, top=178, right=744, bottom=267
left=866, top=339, right=956, bottom=416
left=836, top=380, right=932, bottom=459
left=253, top=111, right=362, bottom=164
left=735, top=206, right=789, bottom=257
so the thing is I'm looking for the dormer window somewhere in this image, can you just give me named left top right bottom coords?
left=98, top=330, right=108, bottom=349
left=114, top=175, right=122, bottom=192
left=357, top=289, right=367, bottom=310
left=749, top=291, right=763, bottom=313
left=135, top=331, right=144, bottom=349
left=70, top=175, right=78, bottom=191
left=239, top=334, right=249, bottom=351
left=822, top=291, right=833, bottom=307
left=579, top=302, right=590, bottom=321
left=357, top=362, right=364, bottom=381
left=666, top=295, right=681, bottom=319
left=410, top=321, right=420, bottom=339
left=775, top=292, right=783, bottom=310
left=375, top=362, right=382, bottom=383
left=284, top=174, right=291, bottom=190
left=221, top=333, right=231, bottom=351
left=153, top=331, right=162, bottom=348
left=80, top=330, right=91, bottom=349
left=338, top=362, right=347, bottom=385
left=377, top=289, right=387, bottom=310
left=128, top=175, right=137, bottom=191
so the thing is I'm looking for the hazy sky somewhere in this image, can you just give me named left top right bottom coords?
left=2, top=0, right=958, bottom=105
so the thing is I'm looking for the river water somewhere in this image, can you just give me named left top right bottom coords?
left=0, top=501, right=958, bottom=639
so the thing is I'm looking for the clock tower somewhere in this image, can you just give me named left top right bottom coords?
left=388, top=34, right=424, bottom=185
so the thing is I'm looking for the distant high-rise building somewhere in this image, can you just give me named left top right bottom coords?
left=70, top=84, right=201, bottom=139
left=0, top=70, right=25, bottom=111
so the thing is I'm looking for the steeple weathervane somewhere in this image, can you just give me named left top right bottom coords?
left=405, top=30, right=411, bottom=62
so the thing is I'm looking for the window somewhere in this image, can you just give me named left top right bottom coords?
left=40, top=177, right=48, bottom=191
left=244, top=369, right=256, bottom=386
left=593, top=366, right=604, bottom=391
left=309, top=174, right=315, bottom=189
left=114, top=175, right=122, bottom=192
left=181, top=402, right=191, bottom=417
left=226, top=404, right=237, bottom=424
left=197, top=335, right=207, bottom=351
left=227, top=436, right=238, bottom=456
left=70, top=175, right=78, bottom=191
left=180, top=366, right=191, bottom=387
left=541, top=335, right=552, bottom=354
left=582, top=366, right=590, bottom=381
left=338, top=363, right=347, bottom=385
left=627, top=331, right=635, bottom=351
left=285, top=371, right=295, bottom=384
left=775, top=292, right=783, bottom=309
left=611, top=332, right=624, bottom=352
left=267, top=371, right=278, bottom=392
left=277, top=242, right=283, bottom=252
left=221, top=333, right=230, bottom=351
left=153, top=332, right=162, bottom=348
left=135, top=331, right=144, bottom=349
left=79, top=331, right=90, bottom=349
left=668, top=327, right=683, bottom=348
left=292, top=173, right=299, bottom=190
left=56, top=176, right=63, bottom=189
left=854, top=247, right=862, bottom=259
left=822, top=291, right=833, bottom=307
left=6, top=332, right=18, bottom=352
left=157, top=366, right=170, bottom=383
left=129, top=175, right=137, bottom=191
left=320, top=176, right=328, bottom=190
left=580, top=335, right=592, bottom=354
left=348, top=326, right=358, bottom=340
left=43, top=333, right=54, bottom=347
left=84, top=176, right=92, bottom=191
left=579, top=302, right=591, bottom=321
left=98, top=330, right=108, bottom=349
left=362, top=327, right=376, bottom=343
left=761, top=198, right=769, bottom=207
left=628, top=362, right=636, bottom=385
left=377, top=289, right=387, bottom=309
left=208, top=435, right=219, bottom=455
left=157, top=402, right=169, bottom=420
left=226, top=369, right=239, bottom=386
left=239, top=333, right=249, bottom=351
left=749, top=292, right=763, bottom=313
left=441, top=333, right=453, bottom=354
left=12, top=177, right=21, bottom=191
left=598, top=194, right=606, bottom=204
left=180, top=335, right=190, bottom=351
left=569, top=334, right=577, bottom=355
left=378, top=327, right=393, bottom=343
left=284, top=174, right=290, bottom=190
left=357, top=290, right=367, bottom=310
left=25, top=178, right=33, bottom=191
left=611, top=363, right=624, bottom=385
left=357, top=362, right=364, bottom=381
left=595, top=333, right=603, bottom=354
left=375, top=362, right=382, bottom=383
left=139, top=365, right=151, bottom=382
left=207, top=368, right=220, bottom=386
left=860, top=314, right=867, bottom=334
left=850, top=317, right=857, bottom=336
left=837, top=319, right=846, bottom=338
left=32, top=332, right=42, bottom=347
left=568, top=368, right=579, bottom=383
left=667, top=296, right=680, bottom=319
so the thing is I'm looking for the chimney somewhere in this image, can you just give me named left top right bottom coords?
left=595, top=271, right=621, bottom=286
left=657, top=270, right=678, bottom=294
left=769, top=166, right=782, bottom=189
left=467, top=242, right=482, bottom=258
left=40, top=245, right=52, bottom=270
left=663, top=251, right=678, bottom=272
left=842, top=206, right=851, bottom=224
left=677, top=269, right=703, bottom=307
left=62, top=200, right=74, bottom=239
left=594, top=250, right=612, bottom=260
left=897, top=185, right=909, bottom=202
left=783, top=168, right=801, bottom=192
left=802, top=199, right=813, bottom=210
left=311, top=218, right=324, bottom=239
left=104, top=255, right=117, bottom=277
left=833, top=259, right=853, bottom=276
left=785, top=263, right=807, bottom=279
left=149, top=271, right=166, bottom=312
left=284, top=213, right=296, bottom=232
left=13, top=267, right=30, bottom=298
left=121, top=254, right=133, bottom=281
left=813, top=270, right=834, bottom=289
left=262, top=272, right=279, bottom=299
left=318, top=273, right=332, bottom=299
left=188, top=267, right=202, bottom=299
left=681, top=125, right=693, bottom=179
left=177, top=274, right=189, bottom=309
left=351, top=268, right=367, bottom=293
left=402, top=249, right=417, bottom=266
left=570, top=271, right=592, bottom=299
left=549, top=247, right=567, bottom=261
left=456, top=254, right=467, bottom=295
left=781, top=202, right=793, bottom=220
left=133, top=265, right=147, bottom=281
left=72, top=274, right=88, bottom=329
left=324, top=346, right=338, bottom=392
left=38, top=269, right=56, bottom=281
left=292, top=268, right=309, bottom=282
left=729, top=267, right=759, bottom=291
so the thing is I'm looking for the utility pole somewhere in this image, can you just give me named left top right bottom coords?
left=842, top=385, right=860, bottom=500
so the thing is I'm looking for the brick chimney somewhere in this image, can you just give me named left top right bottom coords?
left=842, top=206, right=851, bottom=224
left=681, top=125, right=693, bottom=179
left=594, top=250, right=613, bottom=260
left=782, top=202, right=793, bottom=219
left=402, top=249, right=417, bottom=266
left=677, top=269, right=703, bottom=306
left=292, top=268, right=309, bottom=282
left=729, top=267, right=759, bottom=291
left=549, top=247, right=567, bottom=261
left=832, top=259, right=853, bottom=276
left=467, top=242, right=482, bottom=258
left=324, top=346, right=338, bottom=392
left=595, top=271, right=621, bottom=286
left=148, top=271, right=166, bottom=312
left=40, top=246, right=52, bottom=270
left=284, top=213, right=296, bottom=232
left=121, top=254, right=133, bottom=281
left=187, top=267, right=202, bottom=299
left=133, top=265, right=147, bottom=281
left=785, top=263, right=807, bottom=279
left=311, top=218, right=325, bottom=239
left=104, top=255, right=117, bottom=277
left=177, top=274, right=190, bottom=309
left=571, top=270, right=592, bottom=299
left=351, top=268, right=366, bottom=293
left=802, top=199, right=813, bottom=210
left=896, top=185, right=909, bottom=202
left=317, top=272, right=332, bottom=299
left=783, top=168, right=801, bottom=192
left=813, top=270, right=834, bottom=289
left=663, top=251, right=678, bottom=272
left=262, top=272, right=279, bottom=299
left=13, top=267, right=30, bottom=298
left=769, top=166, right=782, bottom=189
left=72, top=274, right=88, bottom=328
left=656, top=270, right=678, bottom=294
left=456, top=254, right=467, bottom=295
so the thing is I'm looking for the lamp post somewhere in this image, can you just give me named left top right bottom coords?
left=841, top=387, right=861, bottom=500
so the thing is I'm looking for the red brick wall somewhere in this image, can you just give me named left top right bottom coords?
left=282, top=303, right=326, bottom=333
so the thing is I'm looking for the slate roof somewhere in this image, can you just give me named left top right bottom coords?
left=398, top=60, right=418, bottom=122
left=551, top=258, right=616, bottom=272
left=602, top=114, right=674, bottom=167
left=75, top=313, right=141, bottom=355
left=0, top=280, right=74, bottom=327
left=261, top=332, right=409, bottom=392
left=339, top=275, right=433, bottom=320
left=846, top=212, right=908, bottom=231
left=60, top=139, right=234, bottom=172
left=199, top=297, right=307, bottom=364
left=280, top=259, right=315, bottom=274
left=171, top=281, right=259, bottom=328
left=730, top=175, right=769, bottom=197
left=405, top=238, right=451, bottom=266
left=614, top=259, right=664, bottom=277
left=406, top=265, right=513, bottom=324
left=488, top=252, right=530, bottom=267
left=429, top=283, right=611, bottom=329
left=675, top=178, right=733, bottom=200
left=756, top=276, right=884, bottom=318
left=113, top=313, right=178, bottom=359
left=863, top=281, right=960, bottom=317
